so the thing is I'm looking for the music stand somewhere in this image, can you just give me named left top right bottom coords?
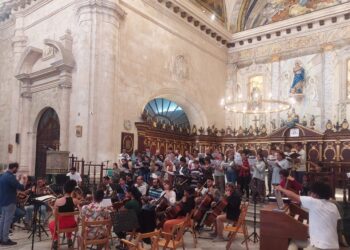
left=28, top=198, right=49, bottom=250
left=243, top=188, right=260, bottom=244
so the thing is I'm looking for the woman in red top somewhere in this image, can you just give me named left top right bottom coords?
left=279, top=169, right=302, bottom=194
left=238, top=150, right=251, bottom=199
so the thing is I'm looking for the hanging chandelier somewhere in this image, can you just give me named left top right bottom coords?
left=220, top=91, right=292, bottom=114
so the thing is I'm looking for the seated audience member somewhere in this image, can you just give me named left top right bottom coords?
left=49, top=180, right=80, bottom=250
left=66, top=167, right=82, bottom=185
left=134, top=176, right=148, bottom=196
left=279, top=169, right=302, bottom=194
left=101, top=176, right=115, bottom=198
left=81, top=190, right=111, bottom=243
left=212, top=183, right=242, bottom=242
left=276, top=181, right=340, bottom=250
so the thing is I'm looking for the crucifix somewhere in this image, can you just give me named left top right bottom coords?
left=252, top=116, right=259, bottom=128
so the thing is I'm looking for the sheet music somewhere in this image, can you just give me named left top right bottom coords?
left=101, top=198, right=112, bottom=207
left=35, top=195, right=56, bottom=202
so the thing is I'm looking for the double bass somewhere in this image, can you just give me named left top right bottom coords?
left=193, top=193, right=213, bottom=222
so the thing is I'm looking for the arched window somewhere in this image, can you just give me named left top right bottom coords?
left=144, top=98, right=190, bottom=127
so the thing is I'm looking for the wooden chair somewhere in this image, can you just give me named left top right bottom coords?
left=120, top=230, right=160, bottom=250
left=183, top=211, right=197, bottom=247
left=156, top=222, right=186, bottom=250
left=77, top=216, right=112, bottom=250
left=51, top=209, right=80, bottom=250
left=224, top=202, right=249, bottom=250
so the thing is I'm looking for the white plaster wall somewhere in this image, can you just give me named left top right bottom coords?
left=0, top=0, right=227, bottom=170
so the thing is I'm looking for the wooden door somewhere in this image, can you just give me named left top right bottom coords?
left=35, top=108, right=60, bottom=177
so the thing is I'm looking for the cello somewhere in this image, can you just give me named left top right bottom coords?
left=203, top=196, right=228, bottom=227
left=193, top=193, right=213, bottom=222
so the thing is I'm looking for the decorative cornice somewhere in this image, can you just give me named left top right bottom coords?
left=145, top=0, right=230, bottom=47
left=75, top=0, right=126, bottom=21
left=228, top=2, right=350, bottom=50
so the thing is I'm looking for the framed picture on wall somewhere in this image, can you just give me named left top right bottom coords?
left=76, top=125, right=83, bottom=137
left=121, top=132, right=134, bottom=155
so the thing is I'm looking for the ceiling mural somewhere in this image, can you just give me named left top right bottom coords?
left=191, top=0, right=227, bottom=23
left=238, top=0, right=349, bottom=31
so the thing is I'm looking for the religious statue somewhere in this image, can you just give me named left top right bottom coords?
left=326, top=120, right=333, bottom=131
left=287, top=108, right=299, bottom=127
left=152, top=117, right=157, bottom=128
left=341, top=119, right=349, bottom=130
left=290, top=60, right=305, bottom=94
left=226, top=126, right=233, bottom=136
left=141, top=109, right=148, bottom=121
left=238, top=126, right=244, bottom=136
left=280, top=119, right=286, bottom=128
left=310, top=115, right=316, bottom=128
left=206, top=126, right=212, bottom=135
left=220, top=128, right=225, bottom=136
left=161, top=120, right=167, bottom=130
left=301, top=115, right=307, bottom=126
left=191, top=125, right=197, bottom=135
left=248, top=125, right=254, bottom=135
left=198, top=126, right=204, bottom=135
left=270, top=119, right=276, bottom=130
left=261, top=124, right=267, bottom=135
left=186, top=125, right=191, bottom=135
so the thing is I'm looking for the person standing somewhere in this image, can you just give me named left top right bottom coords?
left=295, top=142, right=306, bottom=184
left=250, top=153, right=266, bottom=202
left=266, top=146, right=277, bottom=196
left=276, top=181, right=340, bottom=250
left=0, top=163, right=25, bottom=245
left=238, top=151, right=251, bottom=200
left=213, top=153, right=225, bottom=193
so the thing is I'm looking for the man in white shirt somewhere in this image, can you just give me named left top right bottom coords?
left=134, top=176, right=148, bottom=196
left=276, top=181, right=340, bottom=250
left=295, top=142, right=306, bottom=184
left=66, top=167, right=82, bottom=184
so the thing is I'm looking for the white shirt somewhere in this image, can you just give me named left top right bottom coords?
left=297, top=149, right=306, bottom=172
left=300, top=196, right=340, bottom=249
left=161, top=190, right=176, bottom=205
left=135, top=182, right=148, bottom=196
left=252, top=161, right=265, bottom=181
left=66, top=172, right=82, bottom=183
left=234, top=152, right=242, bottom=166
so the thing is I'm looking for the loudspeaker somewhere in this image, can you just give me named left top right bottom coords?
left=15, top=133, right=20, bottom=144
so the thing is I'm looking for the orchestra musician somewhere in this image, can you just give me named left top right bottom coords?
left=24, top=178, right=53, bottom=228
left=211, top=183, right=241, bottom=242
left=81, top=189, right=111, bottom=245
left=0, top=163, right=25, bottom=246
left=146, top=178, right=163, bottom=201
left=134, top=176, right=148, bottom=196
left=276, top=181, right=340, bottom=250
left=160, top=180, right=176, bottom=206
left=162, top=187, right=196, bottom=233
left=49, top=180, right=80, bottom=250
left=66, top=167, right=82, bottom=185
left=114, top=177, right=129, bottom=201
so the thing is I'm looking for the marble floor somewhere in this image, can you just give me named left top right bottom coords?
left=1, top=225, right=260, bottom=250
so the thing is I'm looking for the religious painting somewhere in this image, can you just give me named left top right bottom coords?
left=192, top=0, right=226, bottom=23
left=121, top=132, right=134, bottom=155
left=241, top=0, right=347, bottom=30
left=347, top=59, right=350, bottom=99
left=249, top=75, right=264, bottom=100
left=290, top=60, right=305, bottom=94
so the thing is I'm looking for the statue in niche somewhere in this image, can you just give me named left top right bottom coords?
left=290, top=60, right=305, bottom=94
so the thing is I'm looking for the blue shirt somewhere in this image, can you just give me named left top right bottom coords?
left=0, top=171, right=24, bottom=206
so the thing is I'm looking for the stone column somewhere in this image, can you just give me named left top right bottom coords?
left=10, top=15, right=27, bottom=164
left=225, top=63, right=237, bottom=128
left=18, top=80, right=31, bottom=173
left=57, top=31, right=74, bottom=152
left=270, top=54, right=280, bottom=131
left=75, top=0, right=125, bottom=162
left=321, top=43, right=336, bottom=130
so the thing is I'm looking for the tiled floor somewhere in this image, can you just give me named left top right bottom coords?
left=1, top=225, right=260, bottom=250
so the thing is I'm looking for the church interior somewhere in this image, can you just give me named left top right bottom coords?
left=1, top=0, right=350, bottom=249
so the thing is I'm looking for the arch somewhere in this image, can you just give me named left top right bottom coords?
left=34, top=107, right=60, bottom=177
left=142, top=88, right=208, bottom=128
left=44, top=39, right=75, bottom=68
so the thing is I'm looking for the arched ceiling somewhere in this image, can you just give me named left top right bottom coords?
left=190, top=0, right=349, bottom=32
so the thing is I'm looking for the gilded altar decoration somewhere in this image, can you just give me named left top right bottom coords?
left=325, top=120, right=333, bottom=131
left=341, top=119, right=349, bottom=131
left=121, top=133, right=134, bottom=155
